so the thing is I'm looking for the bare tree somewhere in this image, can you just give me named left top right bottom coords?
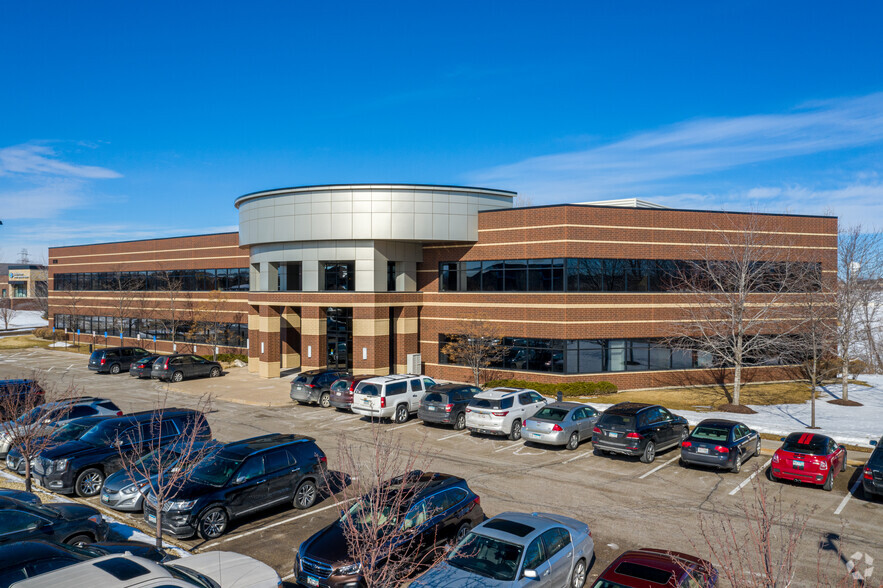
left=106, top=268, right=142, bottom=343
left=836, top=226, right=883, bottom=403
left=0, top=374, right=78, bottom=493
left=670, top=214, right=816, bottom=408
left=190, top=289, right=241, bottom=361
left=441, top=318, right=508, bottom=386
left=156, top=269, right=189, bottom=352
left=0, top=297, right=17, bottom=330
left=114, top=393, right=214, bottom=549
left=58, top=287, right=85, bottom=346
left=319, top=428, right=454, bottom=587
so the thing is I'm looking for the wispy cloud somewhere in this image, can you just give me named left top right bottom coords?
left=0, top=142, right=121, bottom=179
left=468, top=92, right=883, bottom=202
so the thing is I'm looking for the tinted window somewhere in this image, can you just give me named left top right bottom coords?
left=522, top=537, right=547, bottom=571
left=68, top=406, right=97, bottom=419
left=358, top=384, right=380, bottom=396
left=447, top=533, right=522, bottom=582
left=782, top=434, right=829, bottom=456
left=422, top=378, right=436, bottom=389
left=691, top=426, right=730, bottom=442
left=424, top=393, right=445, bottom=403
left=408, top=379, right=422, bottom=392
left=529, top=392, right=545, bottom=404
left=386, top=381, right=408, bottom=396
left=235, top=456, right=265, bottom=482
left=518, top=393, right=532, bottom=405
left=534, top=407, right=568, bottom=422
left=0, top=510, right=43, bottom=534
left=543, top=527, right=571, bottom=557
left=440, top=487, right=468, bottom=511
left=160, top=420, right=180, bottom=437
left=264, top=449, right=293, bottom=473
left=331, top=380, right=348, bottom=392
left=614, top=561, right=674, bottom=584
left=472, top=397, right=514, bottom=410
left=597, top=413, right=636, bottom=428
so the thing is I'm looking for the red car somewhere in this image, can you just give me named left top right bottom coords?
left=769, top=432, right=847, bottom=491
left=590, top=548, right=718, bottom=588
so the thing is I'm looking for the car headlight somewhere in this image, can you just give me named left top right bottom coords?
left=87, top=514, right=103, bottom=525
left=53, top=458, right=70, bottom=473
left=120, top=482, right=145, bottom=495
left=335, top=562, right=361, bottom=575
left=163, top=499, right=197, bottom=512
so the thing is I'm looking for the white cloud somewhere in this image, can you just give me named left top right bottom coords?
left=0, top=142, right=121, bottom=179
left=0, top=178, right=91, bottom=220
left=468, top=92, right=883, bottom=203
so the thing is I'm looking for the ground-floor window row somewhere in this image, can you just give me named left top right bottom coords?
left=53, top=314, right=248, bottom=348
left=438, top=335, right=790, bottom=374
left=438, top=258, right=821, bottom=293
left=53, top=268, right=250, bottom=292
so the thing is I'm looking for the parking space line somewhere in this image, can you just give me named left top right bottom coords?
left=200, top=498, right=359, bottom=548
left=834, top=478, right=863, bottom=515
left=389, top=421, right=417, bottom=431
left=494, top=441, right=523, bottom=452
left=564, top=452, right=593, bottom=463
left=728, top=459, right=772, bottom=496
left=638, top=456, right=679, bottom=479
left=439, top=431, right=468, bottom=441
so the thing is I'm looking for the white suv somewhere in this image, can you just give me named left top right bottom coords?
left=351, top=374, right=437, bottom=423
left=466, top=387, right=548, bottom=441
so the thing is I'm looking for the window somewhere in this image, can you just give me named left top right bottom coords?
left=387, top=261, right=397, bottom=291
left=517, top=393, right=533, bottom=405
left=522, top=537, right=547, bottom=572
left=386, top=381, right=408, bottom=396
left=541, top=527, right=571, bottom=557
left=278, top=263, right=302, bottom=292
left=402, top=500, right=427, bottom=530
left=323, top=262, right=355, bottom=291
left=422, top=378, right=436, bottom=390
left=439, top=262, right=459, bottom=292
left=0, top=510, right=44, bottom=535
left=235, top=456, right=265, bottom=482
left=264, top=449, right=293, bottom=473
left=160, top=420, right=180, bottom=437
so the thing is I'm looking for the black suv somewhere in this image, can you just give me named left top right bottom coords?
left=32, top=409, right=211, bottom=497
left=592, top=403, right=689, bottom=463
left=144, top=433, right=327, bottom=540
left=863, top=435, right=883, bottom=500
left=88, top=347, right=151, bottom=374
left=290, top=370, right=349, bottom=407
left=0, top=495, right=108, bottom=547
left=418, top=384, right=482, bottom=430
left=295, top=471, right=485, bottom=588
left=6, top=415, right=115, bottom=475
left=151, top=354, right=223, bottom=382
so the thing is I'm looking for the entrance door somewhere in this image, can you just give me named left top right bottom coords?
left=326, top=307, right=353, bottom=370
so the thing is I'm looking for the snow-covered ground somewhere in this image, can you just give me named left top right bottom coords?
left=1, top=310, right=48, bottom=330
left=586, top=376, right=883, bottom=448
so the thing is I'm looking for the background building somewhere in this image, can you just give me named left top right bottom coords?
left=48, top=184, right=837, bottom=389
left=1, top=263, right=48, bottom=302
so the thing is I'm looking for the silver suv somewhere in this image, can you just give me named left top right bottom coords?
left=351, top=375, right=437, bottom=423
left=466, top=388, right=548, bottom=441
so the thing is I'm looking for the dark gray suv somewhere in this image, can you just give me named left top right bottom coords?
left=290, top=370, right=349, bottom=407
left=88, top=347, right=151, bottom=374
left=151, top=355, right=222, bottom=383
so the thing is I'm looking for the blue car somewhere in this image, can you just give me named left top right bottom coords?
left=679, top=419, right=762, bottom=474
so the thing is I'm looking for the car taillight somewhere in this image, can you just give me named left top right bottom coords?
left=473, top=496, right=480, bottom=506
left=593, top=426, right=601, bottom=434
left=865, top=468, right=874, bottom=480
left=466, top=408, right=472, bottom=413
left=772, top=453, right=780, bottom=463
left=626, top=432, right=642, bottom=439
left=163, top=359, right=168, bottom=370
left=682, top=441, right=692, bottom=448
left=492, top=411, right=509, bottom=417
left=552, top=424, right=563, bottom=432
left=100, top=358, right=106, bottom=365
left=445, top=404, right=454, bottom=413
left=380, top=398, right=386, bottom=409
left=819, top=460, right=828, bottom=470
left=308, top=383, right=316, bottom=388
left=116, top=411, right=123, bottom=416
left=715, top=446, right=729, bottom=453
left=319, top=456, right=327, bottom=465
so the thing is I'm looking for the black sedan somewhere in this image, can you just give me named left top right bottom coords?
left=679, top=419, right=762, bottom=473
left=129, top=355, right=162, bottom=379
left=0, top=496, right=108, bottom=546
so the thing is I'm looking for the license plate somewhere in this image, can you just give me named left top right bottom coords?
left=531, top=433, right=541, bottom=438
left=793, top=460, right=804, bottom=469
left=362, top=398, right=371, bottom=405
left=147, top=513, right=156, bottom=524
left=305, top=576, right=319, bottom=587
left=427, top=406, right=436, bottom=411
left=697, top=447, right=709, bottom=454
left=608, top=432, right=620, bottom=438
left=101, top=493, right=109, bottom=502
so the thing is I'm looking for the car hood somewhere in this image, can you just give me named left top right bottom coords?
left=172, top=551, right=281, bottom=588
left=165, top=479, right=219, bottom=501
left=103, top=468, right=147, bottom=492
left=301, top=521, right=350, bottom=566
left=411, top=562, right=513, bottom=587
left=45, top=502, right=100, bottom=521
left=40, top=440, right=104, bottom=461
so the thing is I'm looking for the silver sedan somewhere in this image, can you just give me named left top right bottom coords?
left=522, top=402, right=600, bottom=450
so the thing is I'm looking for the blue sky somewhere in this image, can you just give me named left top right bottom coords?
left=2, top=1, right=882, bottom=259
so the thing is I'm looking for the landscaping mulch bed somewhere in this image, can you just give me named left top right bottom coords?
left=715, top=403, right=758, bottom=414
left=827, top=398, right=864, bottom=406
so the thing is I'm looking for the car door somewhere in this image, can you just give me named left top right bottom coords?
left=541, top=527, right=574, bottom=587
left=519, top=535, right=553, bottom=587
left=733, top=424, right=751, bottom=456
left=119, top=348, right=134, bottom=369
left=526, top=392, right=548, bottom=419
left=226, top=455, right=269, bottom=516
left=654, top=408, right=678, bottom=448
left=574, top=407, right=598, bottom=438
left=0, top=509, right=57, bottom=545
left=401, top=499, right=433, bottom=561
left=408, top=378, right=424, bottom=412
left=830, top=440, right=846, bottom=474
left=263, top=448, right=297, bottom=506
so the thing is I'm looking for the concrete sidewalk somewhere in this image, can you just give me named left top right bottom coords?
left=156, top=365, right=294, bottom=407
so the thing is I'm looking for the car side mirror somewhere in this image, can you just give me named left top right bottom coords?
left=523, top=569, right=538, bottom=579
left=780, top=437, right=786, bottom=442
left=233, top=476, right=246, bottom=485
left=871, top=440, right=878, bottom=447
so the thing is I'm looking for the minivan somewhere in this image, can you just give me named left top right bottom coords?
left=88, top=347, right=151, bottom=374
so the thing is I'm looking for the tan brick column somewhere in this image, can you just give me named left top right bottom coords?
left=281, top=306, right=301, bottom=370
left=258, top=305, right=281, bottom=378
left=247, top=305, right=260, bottom=373
left=353, top=305, right=390, bottom=376
left=395, top=306, right=419, bottom=373
left=300, top=306, right=326, bottom=371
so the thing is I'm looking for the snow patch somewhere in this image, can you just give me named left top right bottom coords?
left=1, top=310, right=49, bottom=330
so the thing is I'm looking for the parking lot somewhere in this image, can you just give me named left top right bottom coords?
left=1, top=347, right=880, bottom=587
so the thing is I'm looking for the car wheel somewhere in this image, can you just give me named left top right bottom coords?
left=109, top=364, right=121, bottom=375
left=639, top=441, right=656, bottom=464
left=395, top=405, right=409, bottom=424
left=571, top=558, right=588, bottom=588
left=209, top=367, right=221, bottom=378
left=454, top=412, right=466, bottom=430
left=566, top=432, right=579, bottom=451
left=731, top=451, right=742, bottom=474
left=65, top=534, right=94, bottom=547
left=198, top=507, right=229, bottom=540
left=841, top=451, right=847, bottom=472
left=823, top=471, right=833, bottom=491
left=455, top=522, right=472, bottom=542
left=171, top=371, right=184, bottom=383
left=509, top=420, right=522, bottom=441
left=75, top=468, right=104, bottom=497
left=767, top=467, right=778, bottom=482
left=319, top=393, right=331, bottom=408
left=294, top=480, right=318, bottom=509
left=679, top=457, right=689, bottom=468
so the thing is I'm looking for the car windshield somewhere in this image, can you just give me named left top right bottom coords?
left=782, top=436, right=828, bottom=456
left=690, top=426, right=730, bottom=442
left=51, top=421, right=97, bottom=442
left=293, top=375, right=308, bottom=384
left=15, top=404, right=60, bottom=425
left=189, top=454, right=243, bottom=486
left=340, top=498, right=402, bottom=534
left=135, top=446, right=182, bottom=474
left=597, top=413, right=636, bottom=428
left=471, top=397, right=513, bottom=410
left=590, top=581, right=633, bottom=588
left=533, top=407, right=569, bottom=422
left=356, top=383, right=380, bottom=396
left=79, top=422, right=127, bottom=446
left=447, top=532, right=523, bottom=581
